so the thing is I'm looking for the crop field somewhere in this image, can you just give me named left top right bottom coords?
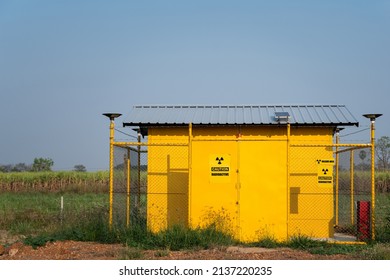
left=1, top=170, right=389, bottom=192
left=0, top=171, right=109, bottom=193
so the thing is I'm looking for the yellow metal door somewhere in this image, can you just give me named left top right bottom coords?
left=239, top=141, right=288, bottom=241
left=190, top=140, right=239, bottom=238
left=190, top=139, right=288, bottom=241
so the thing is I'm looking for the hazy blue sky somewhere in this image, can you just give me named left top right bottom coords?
left=1, top=0, right=389, bottom=171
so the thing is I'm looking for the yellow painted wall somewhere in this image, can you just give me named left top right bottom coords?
left=147, top=125, right=335, bottom=241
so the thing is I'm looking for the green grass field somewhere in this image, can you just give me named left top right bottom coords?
left=0, top=192, right=108, bottom=235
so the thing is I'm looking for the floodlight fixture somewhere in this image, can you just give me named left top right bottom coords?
left=363, top=114, right=382, bottom=122
left=103, top=113, right=122, bottom=121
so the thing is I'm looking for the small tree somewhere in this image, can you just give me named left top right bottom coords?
left=32, top=157, right=54, bottom=172
left=376, top=136, right=390, bottom=171
left=74, top=164, right=87, bottom=172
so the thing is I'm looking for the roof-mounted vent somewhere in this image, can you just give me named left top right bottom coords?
left=275, top=111, right=290, bottom=123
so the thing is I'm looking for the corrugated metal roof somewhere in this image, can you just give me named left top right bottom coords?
left=123, top=105, right=359, bottom=127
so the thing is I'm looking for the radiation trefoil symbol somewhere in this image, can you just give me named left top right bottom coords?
left=216, top=157, right=224, bottom=164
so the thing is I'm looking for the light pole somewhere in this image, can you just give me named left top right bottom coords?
left=103, top=113, right=122, bottom=228
left=362, top=113, right=382, bottom=240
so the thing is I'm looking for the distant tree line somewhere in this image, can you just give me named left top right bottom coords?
left=0, top=157, right=54, bottom=172
left=0, top=158, right=87, bottom=172
left=0, top=162, right=32, bottom=172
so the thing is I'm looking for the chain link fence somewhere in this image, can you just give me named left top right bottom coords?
left=289, top=144, right=336, bottom=239
left=289, top=143, right=374, bottom=242
left=111, top=139, right=383, bottom=242
left=336, top=147, right=372, bottom=241
left=113, top=145, right=147, bottom=229
left=113, top=143, right=188, bottom=231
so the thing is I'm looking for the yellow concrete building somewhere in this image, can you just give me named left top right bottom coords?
left=123, top=105, right=359, bottom=242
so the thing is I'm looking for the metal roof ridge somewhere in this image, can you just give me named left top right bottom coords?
left=131, top=104, right=347, bottom=108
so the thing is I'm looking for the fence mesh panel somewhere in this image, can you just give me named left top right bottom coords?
left=111, top=139, right=382, bottom=242
left=289, top=144, right=335, bottom=239
left=113, top=145, right=147, bottom=229
left=336, top=147, right=372, bottom=240
left=147, top=144, right=189, bottom=232
left=113, top=143, right=188, bottom=231
left=289, top=144, right=373, bottom=241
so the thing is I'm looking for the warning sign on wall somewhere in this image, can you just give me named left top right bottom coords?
left=316, top=159, right=334, bottom=186
left=210, top=154, right=231, bottom=183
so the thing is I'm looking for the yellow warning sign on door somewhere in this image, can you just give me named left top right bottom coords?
left=316, top=159, right=334, bottom=186
left=210, top=154, right=231, bottom=183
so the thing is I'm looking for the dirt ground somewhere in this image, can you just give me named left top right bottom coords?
left=0, top=241, right=356, bottom=260
left=0, top=230, right=354, bottom=260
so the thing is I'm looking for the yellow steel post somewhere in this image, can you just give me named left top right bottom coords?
left=335, top=129, right=340, bottom=226
left=137, top=130, right=141, bottom=214
left=350, top=149, right=354, bottom=225
left=109, top=121, right=114, bottom=227
left=103, top=113, right=121, bottom=229
left=286, top=122, right=290, bottom=239
left=188, top=123, right=193, bottom=227
left=126, top=148, right=131, bottom=227
left=363, top=113, right=382, bottom=240
left=370, top=120, right=376, bottom=240
left=236, top=126, right=242, bottom=240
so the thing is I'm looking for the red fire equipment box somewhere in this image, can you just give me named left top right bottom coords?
left=357, top=201, right=370, bottom=241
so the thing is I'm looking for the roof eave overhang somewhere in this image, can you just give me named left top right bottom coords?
left=123, top=122, right=359, bottom=137
left=123, top=122, right=359, bottom=127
